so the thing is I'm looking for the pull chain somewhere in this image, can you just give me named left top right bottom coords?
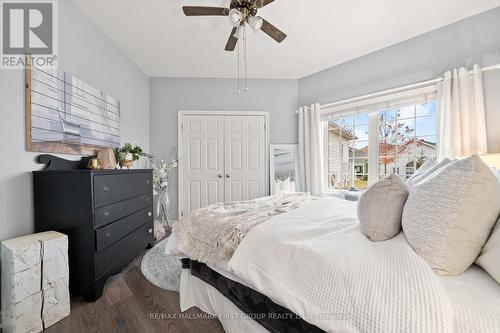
left=237, top=28, right=241, bottom=95
left=236, top=25, right=248, bottom=95
left=244, top=25, right=248, bottom=92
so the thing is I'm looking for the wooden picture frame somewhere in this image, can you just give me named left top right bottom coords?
left=25, top=55, right=121, bottom=155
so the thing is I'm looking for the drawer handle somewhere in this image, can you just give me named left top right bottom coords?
left=147, top=212, right=152, bottom=217
left=146, top=179, right=150, bottom=185
left=104, top=211, right=110, bottom=217
left=103, top=186, right=110, bottom=192
left=148, top=228, right=153, bottom=234
left=106, top=232, right=111, bottom=238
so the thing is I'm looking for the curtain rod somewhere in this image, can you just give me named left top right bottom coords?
left=296, top=63, right=500, bottom=113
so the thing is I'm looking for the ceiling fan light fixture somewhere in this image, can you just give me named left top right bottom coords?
left=248, top=16, right=263, bottom=32
left=228, top=8, right=242, bottom=27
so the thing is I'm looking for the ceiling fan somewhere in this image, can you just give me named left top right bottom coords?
left=183, top=0, right=287, bottom=51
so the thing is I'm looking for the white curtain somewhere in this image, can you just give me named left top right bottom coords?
left=437, top=64, right=488, bottom=160
left=298, top=103, right=324, bottom=196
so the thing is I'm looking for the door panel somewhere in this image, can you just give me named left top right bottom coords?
left=182, top=116, right=225, bottom=215
left=188, top=181, right=202, bottom=212
left=248, top=138, right=261, bottom=170
left=248, top=181, right=260, bottom=199
left=231, top=138, right=243, bottom=170
left=189, top=138, right=201, bottom=171
left=224, top=116, right=266, bottom=202
left=207, top=138, right=220, bottom=171
left=207, top=181, right=221, bottom=206
left=229, top=181, right=243, bottom=202
left=181, top=114, right=267, bottom=215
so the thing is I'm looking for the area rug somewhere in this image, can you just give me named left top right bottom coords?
left=141, top=237, right=181, bottom=292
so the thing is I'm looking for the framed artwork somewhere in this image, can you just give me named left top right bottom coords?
left=25, top=56, right=121, bottom=155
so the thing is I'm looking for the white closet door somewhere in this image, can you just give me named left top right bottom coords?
left=224, top=116, right=266, bottom=202
left=181, top=116, right=225, bottom=214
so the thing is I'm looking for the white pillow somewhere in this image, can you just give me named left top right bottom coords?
left=282, top=178, right=291, bottom=192
left=358, top=174, right=409, bottom=242
left=476, top=169, right=500, bottom=283
left=476, top=216, right=500, bottom=284
left=275, top=179, right=283, bottom=192
left=407, top=157, right=436, bottom=181
left=406, top=158, right=451, bottom=187
left=402, top=155, right=500, bottom=275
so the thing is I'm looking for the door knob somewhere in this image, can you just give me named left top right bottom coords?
left=226, top=174, right=230, bottom=178
left=218, top=174, right=223, bottom=178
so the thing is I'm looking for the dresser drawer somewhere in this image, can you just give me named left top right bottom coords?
left=95, top=222, right=153, bottom=278
left=94, top=194, right=152, bottom=228
left=95, top=207, right=153, bottom=251
left=93, top=172, right=152, bottom=207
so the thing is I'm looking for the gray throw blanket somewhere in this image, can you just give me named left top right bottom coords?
left=172, top=192, right=316, bottom=264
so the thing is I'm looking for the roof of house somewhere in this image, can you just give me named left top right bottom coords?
left=359, top=138, right=436, bottom=156
left=328, top=121, right=356, bottom=140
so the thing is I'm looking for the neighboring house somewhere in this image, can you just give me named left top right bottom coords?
left=327, top=122, right=356, bottom=189
left=360, top=139, right=436, bottom=179
left=350, top=148, right=367, bottom=176
left=385, top=139, right=436, bottom=178
left=328, top=121, right=436, bottom=189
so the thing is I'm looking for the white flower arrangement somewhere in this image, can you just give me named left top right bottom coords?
left=151, top=158, right=179, bottom=193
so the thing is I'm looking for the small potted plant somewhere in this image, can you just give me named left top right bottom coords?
left=114, top=143, right=152, bottom=169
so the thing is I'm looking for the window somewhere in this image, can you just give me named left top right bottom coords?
left=378, top=102, right=437, bottom=180
left=325, top=100, right=437, bottom=192
left=327, top=114, right=369, bottom=191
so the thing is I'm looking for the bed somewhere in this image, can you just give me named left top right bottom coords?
left=172, top=197, right=500, bottom=333
left=180, top=262, right=500, bottom=333
left=180, top=260, right=316, bottom=333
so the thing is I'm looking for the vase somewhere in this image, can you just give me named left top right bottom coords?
left=119, top=160, right=133, bottom=169
left=156, top=188, right=171, bottom=231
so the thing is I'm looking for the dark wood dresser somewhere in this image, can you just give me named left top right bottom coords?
left=33, top=168, right=154, bottom=302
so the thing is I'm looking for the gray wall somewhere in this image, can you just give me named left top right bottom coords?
left=2, top=4, right=499, bottom=240
left=0, top=1, right=150, bottom=241
left=298, top=6, right=500, bottom=152
left=149, top=78, right=298, bottom=219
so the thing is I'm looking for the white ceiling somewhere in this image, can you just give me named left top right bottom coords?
left=72, top=0, right=500, bottom=79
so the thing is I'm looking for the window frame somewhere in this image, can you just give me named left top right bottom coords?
left=323, top=100, right=437, bottom=195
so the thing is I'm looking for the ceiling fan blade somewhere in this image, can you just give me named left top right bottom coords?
left=261, top=19, right=287, bottom=43
left=225, top=27, right=239, bottom=52
left=182, top=6, right=229, bottom=16
left=256, top=0, right=275, bottom=8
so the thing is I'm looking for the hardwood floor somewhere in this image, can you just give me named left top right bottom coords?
left=45, top=257, right=225, bottom=333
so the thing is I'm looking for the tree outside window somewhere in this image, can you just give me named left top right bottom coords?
left=326, top=101, right=437, bottom=192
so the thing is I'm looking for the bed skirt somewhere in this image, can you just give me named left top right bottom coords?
left=181, top=259, right=324, bottom=333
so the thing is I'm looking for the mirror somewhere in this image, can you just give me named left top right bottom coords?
left=270, top=144, right=299, bottom=194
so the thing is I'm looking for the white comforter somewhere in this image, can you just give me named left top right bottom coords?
left=228, top=197, right=454, bottom=333
left=440, top=265, right=500, bottom=333
left=173, top=192, right=315, bottom=264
